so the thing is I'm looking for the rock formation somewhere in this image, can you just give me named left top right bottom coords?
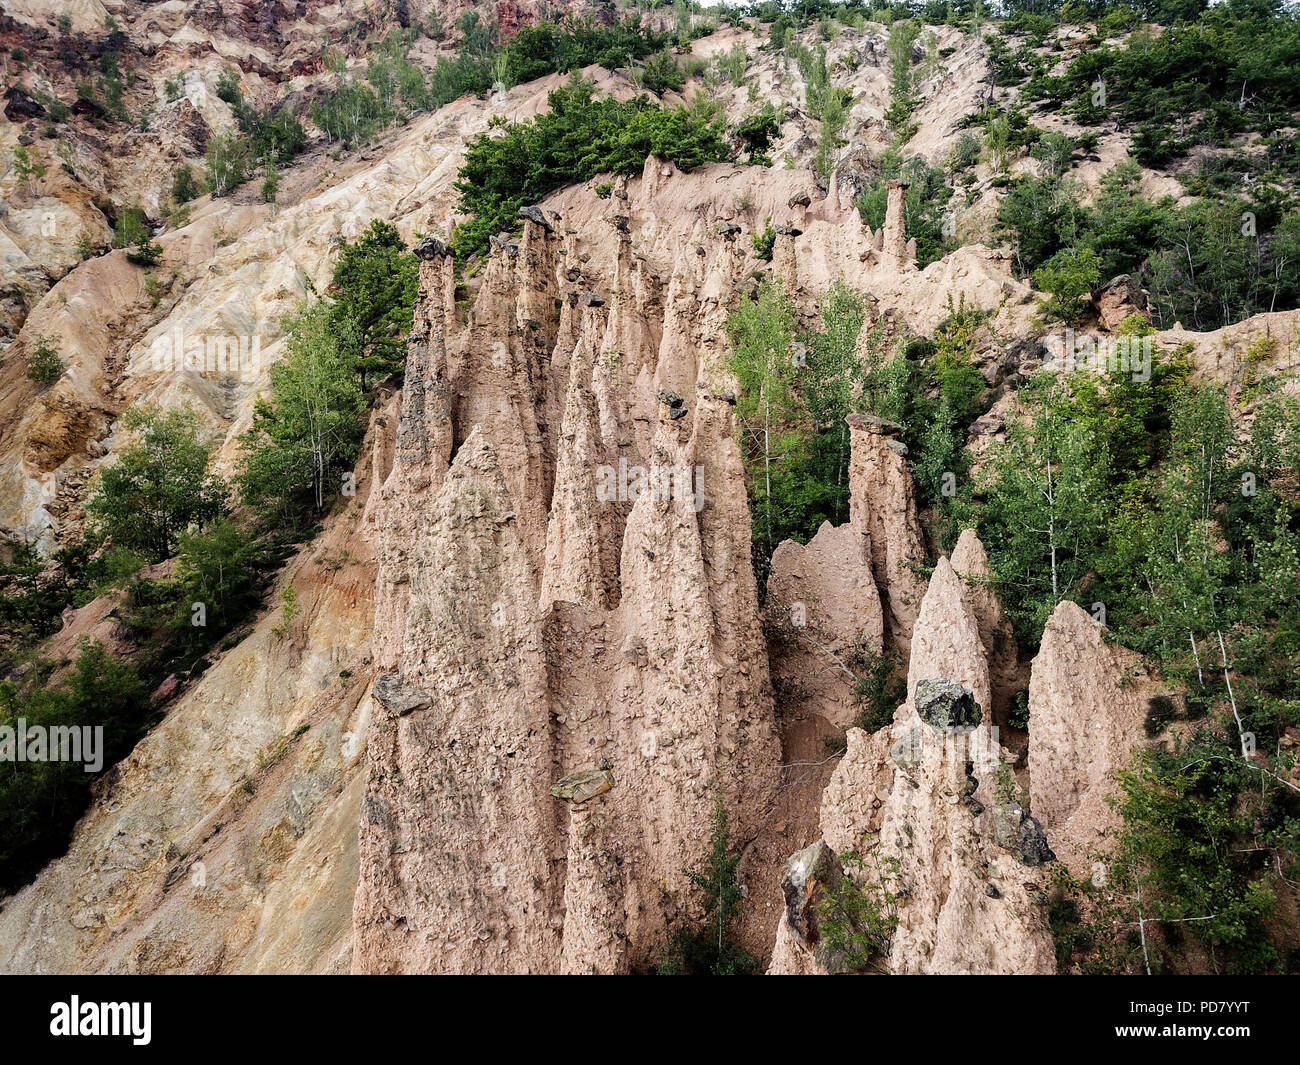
left=1027, top=601, right=1153, bottom=874
left=771, top=531, right=1057, bottom=975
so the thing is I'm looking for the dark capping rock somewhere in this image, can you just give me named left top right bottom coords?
left=489, top=235, right=519, bottom=256
left=565, top=266, right=582, bottom=282
left=582, top=291, right=605, bottom=307
left=716, top=222, right=742, bottom=238
left=657, top=389, right=684, bottom=409
left=993, top=803, right=1057, bottom=866
left=517, top=205, right=554, bottom=233
left=788, top=190, right=813, bottom=208
left=914, top=678, right=982, bottom=733
left=373, top=672, right=432, bottom=717
left=845, top=412, right=905, bottom=437
left=781, top=840, right=842, bottom=943
left=886, top=439, right=909, bottom=457
left=774, top=224, right=803, bottom=237
left=609, top=214, right=630, bottom=233
left=412, top=236, right=452, bottom=261
left=1016, top=814, right=1055, bottom=866
left=4, top=86, right=46, bottom=122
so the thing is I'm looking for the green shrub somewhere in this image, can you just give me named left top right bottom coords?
left=751, top=217, right=776, bottom=261
left=654, top=802, right=757, bottom=975
left=125, top=239, right=162, bottom=267
left=0, top=640, right=153, bottom=895
left=814, top=852, right=900, bottom=973
left=1008, top=689, right=1030, bottom=731
left=25, top=335, right=63, bottom=385
left=1033, top=246, right=1101, bottom=324
left=172, top=163, right=200, bottom=204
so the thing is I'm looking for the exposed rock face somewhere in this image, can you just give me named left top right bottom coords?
left=772, top=546, right=1056, bottom=976
left=355, top=165, right=787, bottom=972
left=846, top=414, right=928, bottom=655
left=0, top=409, right=392, bottom=974
left=949, top=528, right=1021, bottom=722
left=372, top=245, right=455, bottom=672
left=906, top=556, right=991, bottom=715
left=766, top=521, right=884, bottom=730
left=1027, top=600, right=1151, bottom=874
left=354, top=431, right=562, bottom=974
left=1093, top=274, right=1151, bottom=330
left=882, top=181, right=916, bottom=271
left=554, top=770, right=626, bottom=975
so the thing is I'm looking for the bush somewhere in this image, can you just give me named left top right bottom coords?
left=172, top=163, right=200, bottom=204
left=735, top=104, right=782, bottom=164
left=640, top=50, right=685, bottom=96
left=261, top=161, right=280, bottom=203
left=125, top=239, right=162, bottom=267
left=752, top=217, right=776, bottom=261
left=0, top=641, right=153, bottom=895
left=25, top=335, right=63, bottom=385
left=1008, top=688, right=1030, bottom=731
left=1033, top=246, right=1101, bottom=324
left=948, top=130, right=981, bottom=171
left=215, top=67, right=242, bottom=105
left=814, top=852, right=899, bottom=973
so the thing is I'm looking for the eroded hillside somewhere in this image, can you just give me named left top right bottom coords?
left=1, top=1, right=1297, bottom=975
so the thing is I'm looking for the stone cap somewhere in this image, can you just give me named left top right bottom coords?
left=517, top=205, right=555, bottom=233
left=551, top=767, right=615, bottom=804
left=846, top=413, right=904, bottom=436
left=413, top=236, right=452, bottom=261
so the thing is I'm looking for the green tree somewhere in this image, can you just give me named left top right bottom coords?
left=727, top=281, right=803, bottom=578
left=205, top=130, right=249, bottom=196
left=261, top=160, right=280, bottom=203
left=328, top=220, right=419, bottom=390
left=237, top=302, right=366, bottom=524
left=86, top=406, right=227, bottom=563
left=978, top=372, right=1113, bottom=646
left=802, top=281, right=864, bottom=526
